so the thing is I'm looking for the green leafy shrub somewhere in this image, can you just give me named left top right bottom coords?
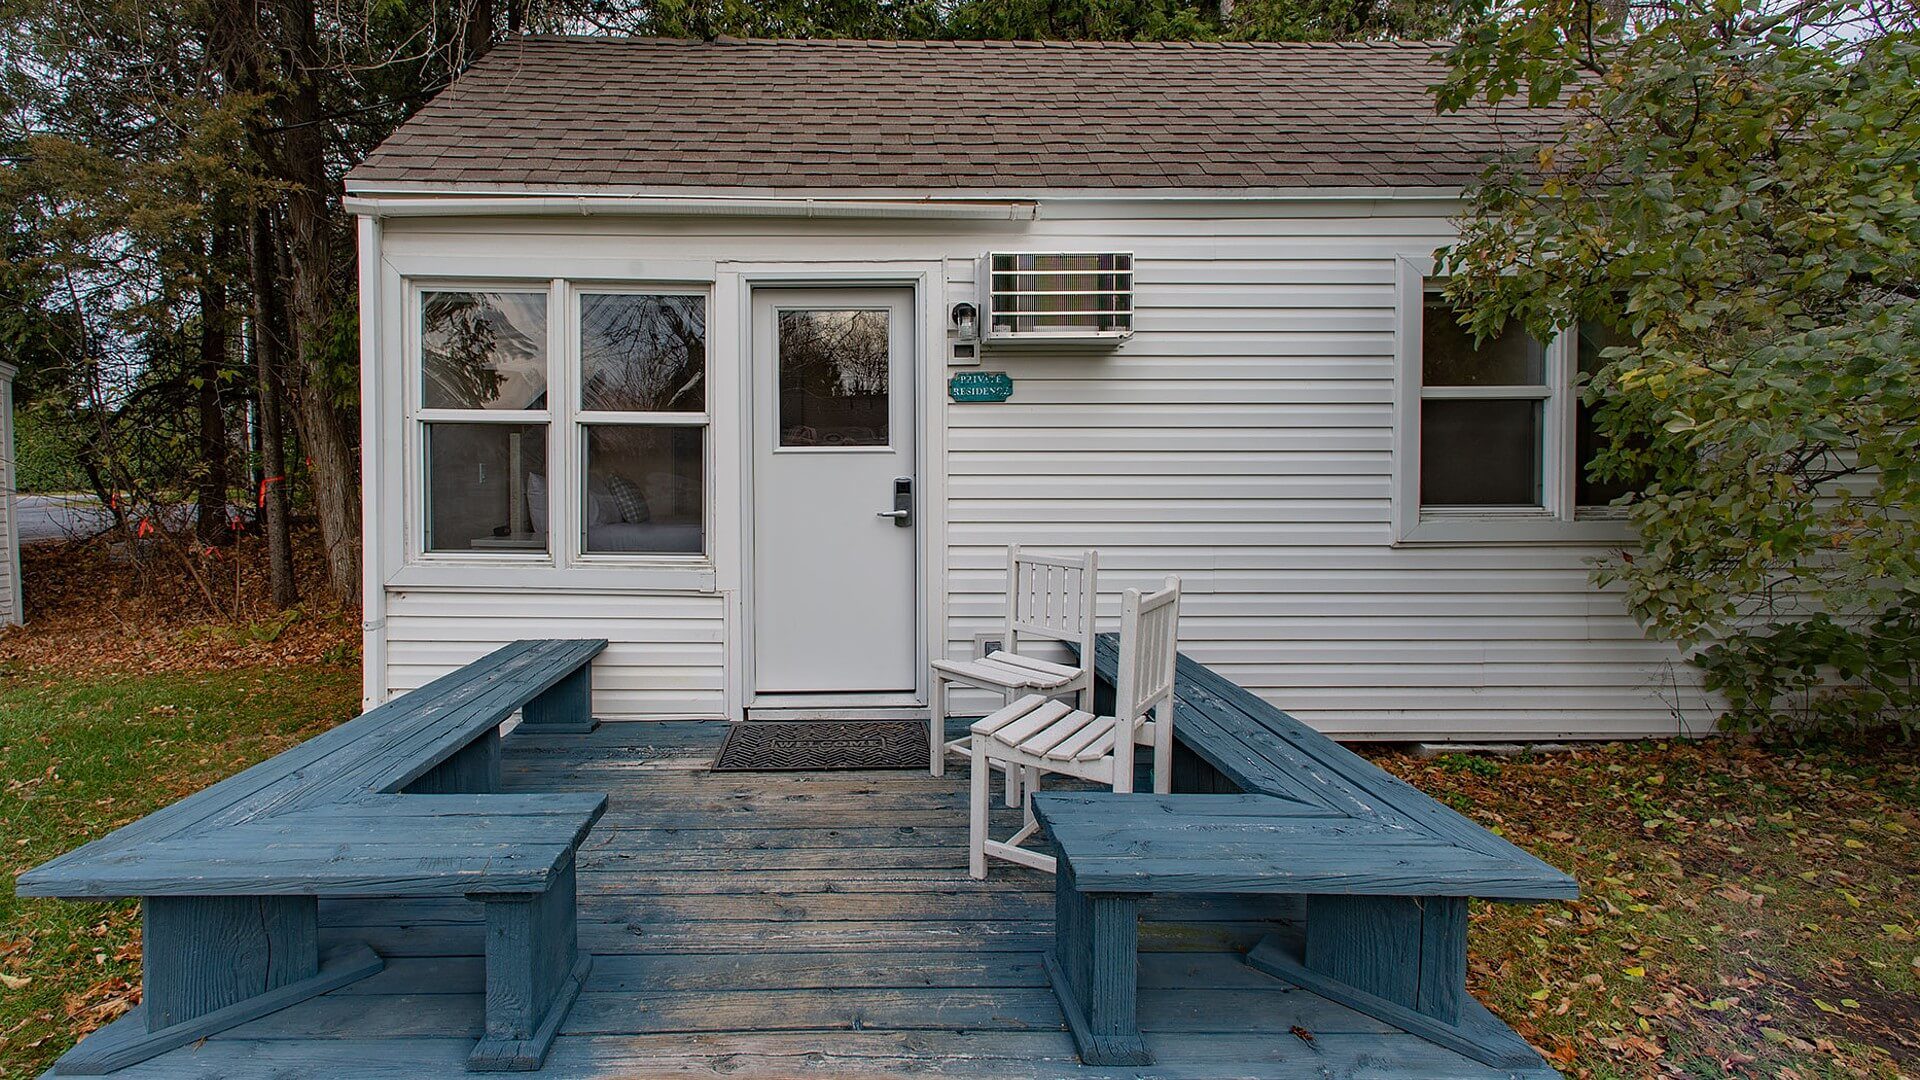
left=11, top=405, right=89, bottom=493
left=1697, top=606, right=1920, bottom=741
left=1438, top=0, right=1920, bottom=740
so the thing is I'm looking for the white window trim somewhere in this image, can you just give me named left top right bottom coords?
left=1393, top=255, right=1634, bottom=545
left=404, top=278, right=718, bottom=576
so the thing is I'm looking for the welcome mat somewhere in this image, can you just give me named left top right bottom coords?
left=712, top=721, right=928, bottom=771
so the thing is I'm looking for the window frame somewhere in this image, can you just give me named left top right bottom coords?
left=1393, top=256, right=1634, bottom=545
left=405, top=279, right=715, bottom=568
left=408, top=279, right=557, bottom=564
left=566, top=284, right=713, bottom=567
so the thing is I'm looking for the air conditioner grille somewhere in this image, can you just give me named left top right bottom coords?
left=985, top=253, right=1132, bottom=342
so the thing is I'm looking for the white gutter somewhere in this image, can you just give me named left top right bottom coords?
left=343, top=194, right=1040, bottom=221
left=343, top=182, right=1467, bottom=204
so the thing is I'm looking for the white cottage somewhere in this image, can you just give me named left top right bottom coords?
left=348, top=36, right=1712, bottom=741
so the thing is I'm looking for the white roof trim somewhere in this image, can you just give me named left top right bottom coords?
left=343, top=193, right=1040, bottom=221
left=342, top=182, right=1467, bottom=205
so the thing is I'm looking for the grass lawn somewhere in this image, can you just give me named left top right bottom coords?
left=0, top=663, right=1914, bottom=1078
left=0, top=665, right=360, bottom=1080
left=1375, top=743, right=1920, bottom=1078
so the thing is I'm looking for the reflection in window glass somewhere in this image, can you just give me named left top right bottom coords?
left=580, top=294, right=706, bottom=413
left=424, top=423, right=548, bottom=552
left=1420, top=400, right=1542, bottom=506
left=777, top=309, right=889, bottom=447
left=1422, top=292, right=1546, bottom=387
left=421, top=291, right=548, bottom=410
left=582, top=426, right=704, bottom=554
left=1576, top=318, right=1642, bottom=508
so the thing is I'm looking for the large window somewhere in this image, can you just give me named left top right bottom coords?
left=1396, top=259, right=1635, bottom=542
left=414, top=284, right=707, bottom=561
left=578, top=292, right=707, bottom=555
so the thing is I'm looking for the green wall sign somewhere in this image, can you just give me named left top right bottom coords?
left=949, top=371, right=1014, bottom=403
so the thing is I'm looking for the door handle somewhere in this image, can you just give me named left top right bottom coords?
left=881, top=476, right=913, bottom=527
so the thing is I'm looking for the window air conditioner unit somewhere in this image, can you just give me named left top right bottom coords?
left=981, top=252, right=1132, bottom=346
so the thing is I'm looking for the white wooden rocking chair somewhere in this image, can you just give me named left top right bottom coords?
left=967, top=577, right=1181, bottom=879
left=930, top=545, right=1098, bottom=779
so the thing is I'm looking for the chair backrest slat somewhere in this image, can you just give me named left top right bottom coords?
left=1004, top=545, right=1098, bottom=658
left=1115, top=576, right=1182, bottom=725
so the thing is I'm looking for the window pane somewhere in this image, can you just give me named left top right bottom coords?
left=424, top=423, right=548, bottom=553
left=421, top=291, right=548, bottom=410
left=1576, top=318, right=1640, bottom=507
left=1422, top=292, right=1546, bottom=386
left=583, top=425, right=704, bottom=554
left=1420, top=399, right=1542, bottom=506
left=777, top=309, right=889, bottom=448
left=580, top=294, right=706, bottom=413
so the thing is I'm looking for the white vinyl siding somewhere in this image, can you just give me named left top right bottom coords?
left=362, top=198, right=1711, bottom=740
left=383, top=589, right=727, bottom=718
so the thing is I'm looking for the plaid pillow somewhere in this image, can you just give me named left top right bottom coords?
left=606, top=475, right=651, bottom=524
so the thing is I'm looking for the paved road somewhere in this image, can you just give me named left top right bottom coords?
left=12, top=494, right=113, bottom=543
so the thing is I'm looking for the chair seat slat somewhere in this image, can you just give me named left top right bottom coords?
left=1021, top=709, right=1105, bottom=757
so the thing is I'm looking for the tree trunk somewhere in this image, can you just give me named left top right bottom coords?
left=196, top=225, right=233, bottom=548
left=250, top=207, right=297, bottom=607
left=465, top=0, right=495, bottom=67
left=273, top=0, right=360, bottom=604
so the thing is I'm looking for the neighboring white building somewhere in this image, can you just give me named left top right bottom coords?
left=0, top=360, right=19, bottom=626
left=346, top=37, right=1713, bottom=741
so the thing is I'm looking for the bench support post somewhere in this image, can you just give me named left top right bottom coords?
left=1044, top=862, right=1151, bottom=1066
left=519, top=665, right=597, bottom=734
left=1248, top=896, right=1540, bottom=1069
left=1303, top=894, right=1464, bottom=1024
left=408, top=727, right=502, bottom=794
left=468, top=856, right=591, bottom=1071
left=51, top=897, right=382, bottom=1076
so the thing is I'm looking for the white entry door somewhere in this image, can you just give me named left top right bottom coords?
left=750, top=288, right=917, bottom=696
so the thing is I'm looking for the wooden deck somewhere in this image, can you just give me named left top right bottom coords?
left=87, top=722, right=1555, bottom=1079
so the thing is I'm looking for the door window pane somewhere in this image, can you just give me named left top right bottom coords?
left=1422, top=293, right=1546, bottom=387
left=777, top=309, right=890, bottom=447
left=421, top=291, right=548, bottom=410
left=424, top=423, right=548, bottom=552
left=582, top=425, right=704, bottom=554
left=1420, top=400, right=1543, bottom=506
left=580, top=294, right=706, bottom=413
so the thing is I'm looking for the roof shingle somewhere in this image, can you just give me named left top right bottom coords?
left=348, top=36, right=1554, bottom=192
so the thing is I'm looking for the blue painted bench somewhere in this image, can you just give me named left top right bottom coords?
left=15, top=639, right=609, bottom=1075
left=1033, top=639, right=1578, bottom=1070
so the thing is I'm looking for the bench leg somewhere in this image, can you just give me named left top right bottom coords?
left=519, top=665, right=597, bottom=734
left=408, top=727, right=502, bottom=794
left=52, top=897, right=382, bottom=1075
left=1044, top=863, right=1150, bottom=1066
left=1247, top=896, right=1543, bottom=1070
left=468, top=857, right=590, bottom=1071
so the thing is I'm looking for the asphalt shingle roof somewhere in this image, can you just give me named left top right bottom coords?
left=348, top=36, right=1554, bottom=192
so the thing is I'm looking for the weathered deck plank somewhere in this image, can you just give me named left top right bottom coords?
left=71, top=723, right=1556, bottom=1080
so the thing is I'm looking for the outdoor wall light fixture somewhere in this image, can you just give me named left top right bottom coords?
left=950, top=302, right=978, bottom=344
